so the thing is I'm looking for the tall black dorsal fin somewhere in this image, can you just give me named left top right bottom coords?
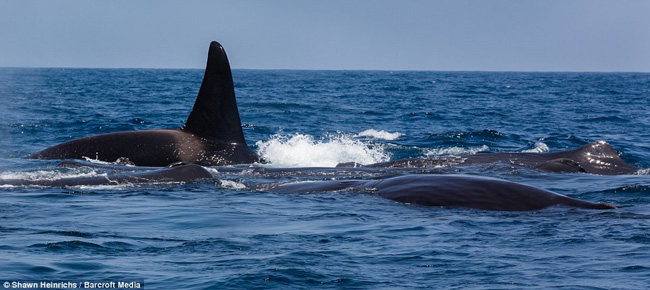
left=183, top=41, right=246, bottom=144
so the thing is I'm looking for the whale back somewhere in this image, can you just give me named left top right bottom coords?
left=1, top=164, right=213, bottom=187
left=183, top=41, right=246, bottom=144
left=367, top=174, right=615, bottom=211
left=553, top=141, right=637, bottom=175
left=269, top=174, right=616, bottom=211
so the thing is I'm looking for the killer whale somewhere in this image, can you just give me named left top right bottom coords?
left=29, top=41, right=260, bottom=167
left=271, top=174, right=616, bottom=211
left=338, top=141, right=637, bottom=175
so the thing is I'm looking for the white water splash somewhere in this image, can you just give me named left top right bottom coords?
left=424, top=145, right=489, bottom=157
left=635, top=168, right=650, bottom=175
left=523, top=142, right=550, bottom=153
left=219, top=179, right=247, bottom=189
left=74, top=184, right=136, bottom=190
left=357, top=129, right=403, bottom=140
left=256, top=134, right=389, bottom=167
left=83, top=156, right=135, bottom=166
left=0, top=170, right=105, bottom=181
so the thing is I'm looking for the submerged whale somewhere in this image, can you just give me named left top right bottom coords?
left=0, top=163, right=213, bottom=187
left=271, top=174, right=616, bottom=211
left=338, top=141, right=638, bottom=175
left=29, top=41, right=260, bottom=167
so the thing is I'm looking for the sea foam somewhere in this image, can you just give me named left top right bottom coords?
left=424, top=145, right=489, bottom=157
left=0, top=170, right=105, bottom=181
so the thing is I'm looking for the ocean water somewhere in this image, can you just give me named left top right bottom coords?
left=1, top=68, right=649, bottom=289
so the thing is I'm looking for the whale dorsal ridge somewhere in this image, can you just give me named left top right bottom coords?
left=561, top=141, right=637, bottom=174
left=183, top=41, right=246, bottom=144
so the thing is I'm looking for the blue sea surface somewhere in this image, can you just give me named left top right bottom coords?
left=1, top=68, right=649, bottom=289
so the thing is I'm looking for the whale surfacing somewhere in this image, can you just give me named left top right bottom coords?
left=343, top=141, right=637, bottom=175
left=29, top=41, right=260, bottom=167
left=271, top=174, right=616, bottom=211
left=1, top=163, right=213, bottom=187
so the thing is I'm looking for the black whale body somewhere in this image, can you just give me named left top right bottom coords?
left=1, top=163, right=213, bottom=187
left=340, top=141, right=637, bottom=175
left=271, top=174, right=616, bottom=211
left=29, top=41, right=260, bottom=167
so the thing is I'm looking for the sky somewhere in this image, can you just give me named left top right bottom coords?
left=1, top=0, right=649, bottom=72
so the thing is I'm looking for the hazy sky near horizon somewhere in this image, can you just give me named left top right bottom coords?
left=1, top=0, right=649, bottom=71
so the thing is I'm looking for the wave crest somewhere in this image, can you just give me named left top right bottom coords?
left=523, top=142, right=550, bottom=153
left=356, top=129, right=403, bottom=140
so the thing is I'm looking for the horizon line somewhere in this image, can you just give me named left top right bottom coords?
left=1, top=65, right=649, bottom=74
